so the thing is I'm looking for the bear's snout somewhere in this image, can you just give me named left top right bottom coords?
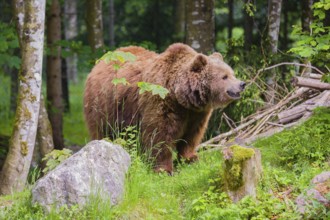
left=240, top=81, right=246, bottom=91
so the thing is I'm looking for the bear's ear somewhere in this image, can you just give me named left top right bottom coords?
left=190, top=54, right=207, bottom=72
left=209, top=52, right=223, bottom=61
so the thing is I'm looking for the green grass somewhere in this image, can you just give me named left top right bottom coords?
left=0, top=72, right=329, bottom=219
left=63, top=81, right=89, bottom=146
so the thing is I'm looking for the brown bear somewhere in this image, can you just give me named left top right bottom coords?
left=84, top=43, right=245, bottom=173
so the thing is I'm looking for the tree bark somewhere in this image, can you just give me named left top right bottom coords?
left=47, top=0, right=64, bottom=150
left=109, top=0, right=115, bottom=48
left=228, top=0, right=234, bottom=39
left=86, top=0, right=104, bottom=51
left=268, top=0, right=282, bottom=53
left=64, top=0, right=78, bottom=84
left=174, top=0, right=186, bottom=42
left=32, top=95, right=54, bottom=171
left=185, top=0, right=215, bottom=53
left=243, top=0, right=253, bottom=50
left=0, top=0, right=46, bottom=195
left=62, top=57, right=70, bottom=113
left=292, top=77, right=330, bottom=90
left=301, top=0, right=313, bottom=33
left=301, top=0, right=313, bottom=77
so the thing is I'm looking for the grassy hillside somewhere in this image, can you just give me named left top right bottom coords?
left=0, top=72, right=329, bottom=219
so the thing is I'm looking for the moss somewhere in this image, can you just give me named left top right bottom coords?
left=21, top=141, right=28, bottom=156
left=223, top=145, right=255, bottom=191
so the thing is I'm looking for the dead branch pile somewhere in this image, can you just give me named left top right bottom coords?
left=198, top=74, right=330, bottom=150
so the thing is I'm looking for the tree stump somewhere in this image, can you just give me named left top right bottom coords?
left=222, top=145, right=262, bottom=203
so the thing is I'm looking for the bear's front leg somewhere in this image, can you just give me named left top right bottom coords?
left=152, top=144, right=174, bottom=174
left=141, top=112, right=184, bottom=174
left=177, top=110, right=213, bottom=163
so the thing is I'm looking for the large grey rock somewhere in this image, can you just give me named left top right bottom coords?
left=295, top=171, right=330, bottom=214
left=32, top=140, right=131, bottom=213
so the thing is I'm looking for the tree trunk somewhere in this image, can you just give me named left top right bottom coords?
left=301, top=0, right=313, bottom=33
left=301, top=0, right=313, bottom=77
left=0, top=0, right=46, bottom=195
left=282, top=2, right=288, bottom=50
left=109, top=0, right=115, bottom=48
left=62, top=57, right=70, bottom=113
left=228, top=0, right=234, bottom=39
left=243, top=0, right=253, bottom=50
left=268, top=0, right=282, bottom=53
left=174, top=0, right=186, bottom=42
left=47, top=0, right=64, bottom=150
left=266, top=0, right=282, bottom=105
left=185, top=0, right=215, bottom=53
left=32, top=95, right=54, bottom=171
left=86, top=0, right=104, bottom=51
left=64, top=0, right=78, bottom=84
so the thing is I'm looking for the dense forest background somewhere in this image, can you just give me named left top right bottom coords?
left=0, top=0, right=329, bottom=201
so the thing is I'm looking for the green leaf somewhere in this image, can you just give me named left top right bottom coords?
left=112, top=77, right=129, bottom=86
left=137, top=82, right=169, bottom=99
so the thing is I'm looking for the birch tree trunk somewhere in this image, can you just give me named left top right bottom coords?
left=0, top=0, right=45, bottom=195
left=185, top=0, right=215, bottom=53
left=109, top=0, right=115, bottom=48
left=47, top=0, right=64, bottom=149
left=268, top=0, right=282, bottom=53
left=32, top=95, right=54, bottom=171
left=64, top=0, right=78, bottom=84
left=266, top=0, right=282, bottom=105
left=86, top=0, right=104, bottom=51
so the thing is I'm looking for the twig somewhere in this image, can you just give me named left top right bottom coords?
left=197, top=87, right=309, bottom=149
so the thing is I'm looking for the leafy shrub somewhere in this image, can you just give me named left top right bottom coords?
left=42, top=148, right=73, bottom=174
left=255, top=107, right=330, bottom=171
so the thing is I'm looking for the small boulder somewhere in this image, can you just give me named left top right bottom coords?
left=32, top=140, right=131, bottom=213
left=295, top=171, right=330, bottom=214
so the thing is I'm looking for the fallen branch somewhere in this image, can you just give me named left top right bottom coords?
left=292, top=77, right=330, bottom=90
left=197, top=88, right=310, bottom=149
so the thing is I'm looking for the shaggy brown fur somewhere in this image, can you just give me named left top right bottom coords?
left=84, top=43, right=245, bottom=173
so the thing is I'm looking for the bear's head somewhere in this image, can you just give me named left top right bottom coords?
left=174, top=52, right=245, bottom=111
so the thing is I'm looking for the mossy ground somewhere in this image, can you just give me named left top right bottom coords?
left=0, top=73, right=329, bottom=219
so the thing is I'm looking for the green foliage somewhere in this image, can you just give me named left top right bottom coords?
left=289, top=0, right=330, bottom=63
left=97, top=51, right=136, bottom=71
left=111, top=77, right=129, bottom=86
left=0, top=22, right=20, bottom=71
left=137, top=82, right=169, bottom=99
left=255, top=107, right=330, bottom=172
left=42, top=148, right=73, bottom=174
left=98, top=50, right=169, bottom=99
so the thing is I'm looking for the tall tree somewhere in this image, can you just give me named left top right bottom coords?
left=227, top=0, right=234, bottom=39
left=243, top=0, right=254, bottom=50
left=174, top=0, right=186, bottom=42
left=301, top=0, right=313, bottom=77
left=268, top=0, right=282, bottom=53
left=265, top=0, right=282, bottom=105
left=0, top=0, right=46, bottom=194
left=86, top=0, right=104, bottom=51
left=47, top=0, right=64, bottom=149
left=64, top=0, right=78, bottom=83
left=185, top=0, right=215, bottom=53
left=301, top=0, right=313, bottom=33
left=109, top=0, right=115, bottom=47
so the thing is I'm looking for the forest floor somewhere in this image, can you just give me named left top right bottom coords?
left=0, top=74, right=329, bottom=219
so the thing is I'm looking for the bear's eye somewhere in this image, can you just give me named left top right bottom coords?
left=222, top=75, right=228, bottom=80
